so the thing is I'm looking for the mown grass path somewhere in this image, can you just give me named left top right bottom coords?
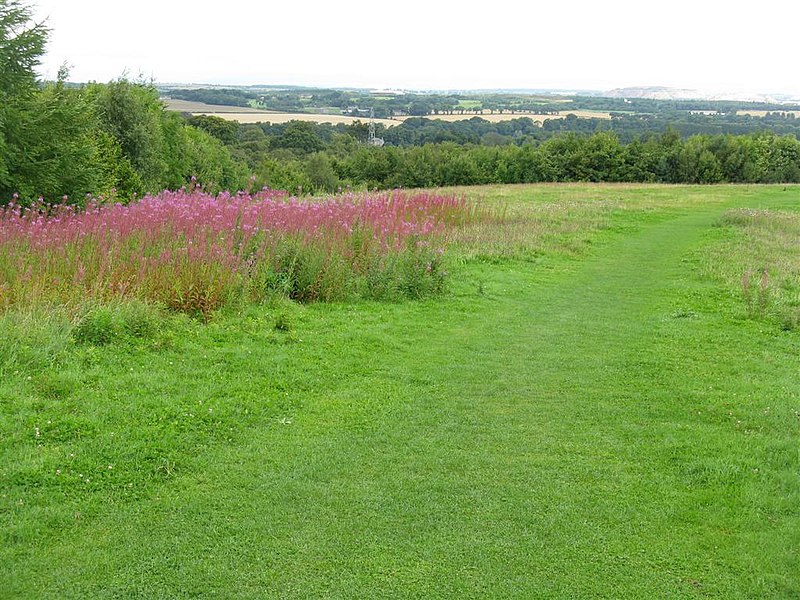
left=5, top=188, right=798, bottom=598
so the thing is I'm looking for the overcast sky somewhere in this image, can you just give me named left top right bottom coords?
left=30, top=0, right=800, bottom=96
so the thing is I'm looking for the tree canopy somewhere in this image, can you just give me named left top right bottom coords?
left=0, top=0, right=47, bottom=98
left=0, top=1, right=248, bottom=203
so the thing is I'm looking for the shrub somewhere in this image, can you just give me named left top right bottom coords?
left=73, top=300, right=164, bottom=345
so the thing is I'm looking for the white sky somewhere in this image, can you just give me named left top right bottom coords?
left=30, top=0, right=800, bottom=96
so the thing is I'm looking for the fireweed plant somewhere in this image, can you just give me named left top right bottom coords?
left=0, top=188, right=479, bottom=318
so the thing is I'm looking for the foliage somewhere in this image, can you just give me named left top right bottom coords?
left=2, top=76, right=119, bottom=201
left=187, top=114, right=239, bottom=144
left=214, top=117, right=800, bottom=194
left=270, top=120, right=326, bottom=155
left=303, top=152, right=339, bottom=193
left=166, top=86, right=257, bottom=108
left=88, top=79, right=167, bottom=191
left=0, top=0, right=47, bottom=194
left=85, top=80, right=249, bottom=198
left=0, top=0, right=47, bottom=97
left=328, top=132, right=800, bottom=188
left=0, top=3, right=249, bottom=203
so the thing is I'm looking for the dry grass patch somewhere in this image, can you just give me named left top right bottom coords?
left=444, top=183, right=699, bottom=263
left=450, top=198, right=618, bottom=261
left=194, top=110, right=400, bottom=127
left=163, top=98, right=610, bottom=127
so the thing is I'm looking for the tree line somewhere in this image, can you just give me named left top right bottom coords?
left=381, top=113, right=800, bottom=146
left=266, top=131, right=800, bottom=192
left=188, top=117, right=800, bottom=193
left=0, top=1, right=245, bottom=204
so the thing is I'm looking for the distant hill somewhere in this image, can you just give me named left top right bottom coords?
left=605, top=86, right=701, bottom=100
left=605, top=86, right=800, bottom=104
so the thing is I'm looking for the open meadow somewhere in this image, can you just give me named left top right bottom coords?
left=1, top=183, right=799, bottom=598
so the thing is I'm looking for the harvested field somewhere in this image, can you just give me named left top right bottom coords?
left=192, top=111, right=401, bottom=127
left=737, top=110, right=800, bottom=117
left=164, top=98, right=610, bottom=127
left=163, top=99, right=400, bottom=126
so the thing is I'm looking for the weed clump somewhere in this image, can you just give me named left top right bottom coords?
left=73, top=300, right=163, bottom=346
left=741, top=268, right=772, bottom=319
left=0, top=311, right=72, bottom=376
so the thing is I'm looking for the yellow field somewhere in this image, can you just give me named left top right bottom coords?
left=192, top=111, right=402, bottom=127
left=737, top=110, right=800, bottom=117
left=164, top=99, right=401, bottom=127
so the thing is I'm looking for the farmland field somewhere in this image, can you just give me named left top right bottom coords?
left=163, top=98, right=611, bottom=126
left=1, top=184, right=799, bottom=598
left=199, top=112, right=402, bottom=126
left=163, top=98, right=402, bottom=127
left=163, top=99, right=279, bottom=114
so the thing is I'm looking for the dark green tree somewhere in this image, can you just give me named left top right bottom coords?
left=304, top=152, right=339, bottom=192
left=271, top=121, right=325, bottom=155
left=408, top=100, right=431, bottom=117
left=5, top=73, right=122, bottom=201
left=187, top=114, right=239, bottom=145
left=0, top=0, right=48, bottom=197
left=87, top=79, right=168, bottom=191
left=0, top=0, right=47, bottom=97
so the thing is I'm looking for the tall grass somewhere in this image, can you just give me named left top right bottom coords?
left=710, top=208, right=800, bottom=329
left=0, top=310, right=72, bottom=376
left=0, top=188, right=475, bottom=318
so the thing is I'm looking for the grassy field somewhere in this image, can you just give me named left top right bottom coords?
left=2, top=184, right=799, bottom=598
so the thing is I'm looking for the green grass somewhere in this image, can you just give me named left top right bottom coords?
left=1, top=184, right=799, bottom=598
left=456, top=100, right=483, bottom=109
left=703, top=206, right=800, bottom=330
